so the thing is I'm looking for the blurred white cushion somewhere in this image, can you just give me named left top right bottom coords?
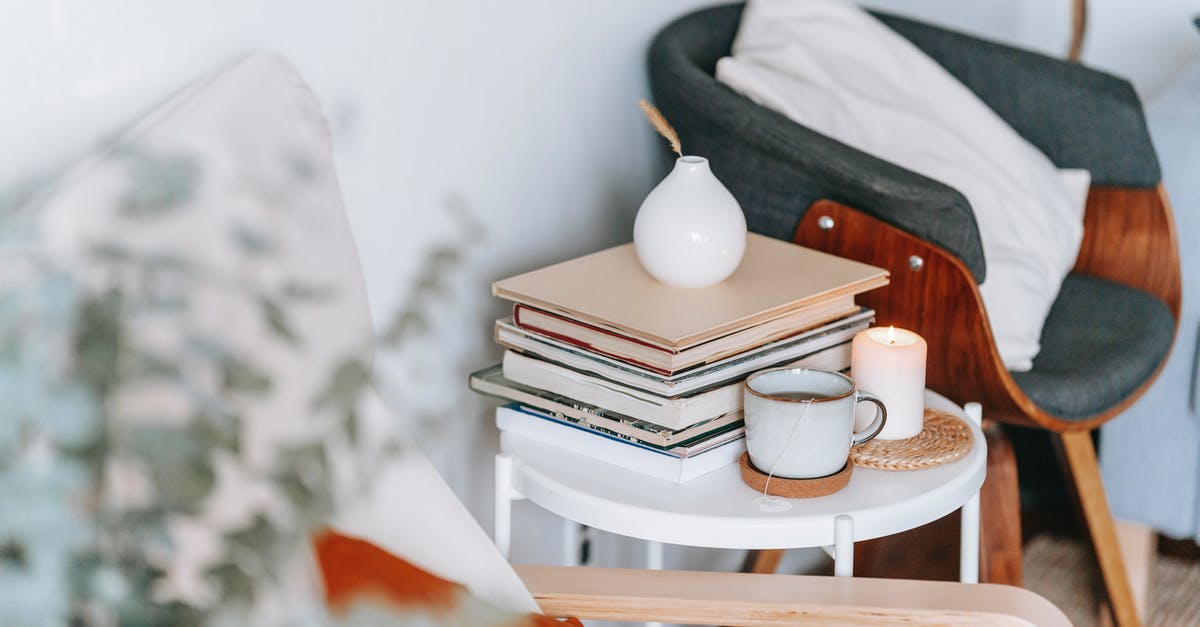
left=33, top=53, right=534, bottom=616
left=716, top=0, right=1090, bottom=371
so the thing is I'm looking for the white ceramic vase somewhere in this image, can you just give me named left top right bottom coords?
left=634, top=156, right=747, bottom=288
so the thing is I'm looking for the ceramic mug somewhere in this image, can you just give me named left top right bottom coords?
left=744, top=367, right=887, bottom=479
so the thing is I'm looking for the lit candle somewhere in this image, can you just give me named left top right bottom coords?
left=851, top=326, right=927, bottom=440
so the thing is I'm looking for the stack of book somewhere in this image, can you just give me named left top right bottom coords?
left=470, top=233, right=888, bottom=483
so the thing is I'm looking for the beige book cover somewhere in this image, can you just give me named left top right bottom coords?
left=492, top=233, right=888, bottom=349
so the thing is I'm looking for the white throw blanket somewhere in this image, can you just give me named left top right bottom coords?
left=716, top=0, right=1090, bottom=371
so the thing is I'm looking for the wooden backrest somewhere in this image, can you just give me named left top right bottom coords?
left=793, top=187, right=1180, bottom=431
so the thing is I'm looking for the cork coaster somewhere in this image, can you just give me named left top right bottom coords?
left=738, top=452, right=853, bottom=498
left=849, top=408, right=974, bottom=470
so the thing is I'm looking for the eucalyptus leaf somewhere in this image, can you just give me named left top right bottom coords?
left=206, top=562, right=254, bottom=607
left=89, top=242, right=133, bottom=264
left=381, top=309, right=425, bottom=346
left=429, top=245, right=462, bottom=268
left=128, top=351, right=182, bottom=381
left=259, top=296, right=298, bottom=346
left=231, top=224, right=273, bottom=257
left=281, top=281, right=336, bottom=303
left=142, top=252, right=194, bottom=275
left=117, top=150, right=199, bottom=219
left=72, top=289, right=124, bottom=397
left=126, top=427, right=215, bottom=513
left=0, top=538, right=28, bottom=570
left=311, top=358, right=369, bottom=413
left=219, top=357, right=272, bottom=396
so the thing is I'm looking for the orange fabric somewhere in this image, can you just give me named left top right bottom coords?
left=314, top=528, right=458, bottom=613
left=313, top=529, right=581, bottom=627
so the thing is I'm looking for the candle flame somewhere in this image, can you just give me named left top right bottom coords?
left=886, top=325, right=897, bottom=347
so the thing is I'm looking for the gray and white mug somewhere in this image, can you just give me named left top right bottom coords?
left=743, top=367, right=887, bottom=479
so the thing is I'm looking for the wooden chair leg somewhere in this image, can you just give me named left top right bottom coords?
left=742, top=549, right=785, bottom=574
left=980, top=422, right=1022, bottom=585
left=1099, top=520, right=1155, bottom=627
left=1056, top=431, right=1142, bottom=627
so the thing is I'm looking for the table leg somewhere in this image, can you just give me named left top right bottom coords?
left=961, top=491, right=981, bottom=583
left=495, top=453, right=517, bottom=560
left=646, top=541, right=665, bottom=627
left=960, top=401, right=982, bottom=584
left=563, top=520, right=581, bottom=566
left=646, top=540, right=664, bottom=570
left=834, top=514, right=854, bottom=577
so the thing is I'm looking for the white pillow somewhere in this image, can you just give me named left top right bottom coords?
left=716, top=0, right=1090, bottom=371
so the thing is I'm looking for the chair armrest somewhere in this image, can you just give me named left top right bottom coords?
left=878, top=12, right=1160, bottom=188
left=648, top=4, right=987, bottom=282
left=1074, top=185, right=1181, bottom=317
left=515, top=564, right=1071, bottom=627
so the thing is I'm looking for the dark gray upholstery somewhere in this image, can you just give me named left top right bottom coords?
left=1012, top=276, right=1175, bottom=420
left=648, top=4, right=1163, bottom=283
left=876, top=15, right=1161, bottom=188
left=648, top=3, right=987, bottom=282
left=648, top=4, right=1173, bottom=421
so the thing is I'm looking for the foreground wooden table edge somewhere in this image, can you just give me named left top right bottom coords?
left=515, top=564, right=1071, bottom=627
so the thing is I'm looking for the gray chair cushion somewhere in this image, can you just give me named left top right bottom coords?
left=1011, top=274, right=1175, bottom=420
left=648, top=4, right=1163, bottom=285
left=648, top=4, right=988, bottom=283
left=877, top=14, right=1161, bottom=188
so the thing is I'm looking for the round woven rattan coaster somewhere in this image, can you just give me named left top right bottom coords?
left=738, top=452, right=853, bottom=498
left=849, top=408, right=974, bottom=470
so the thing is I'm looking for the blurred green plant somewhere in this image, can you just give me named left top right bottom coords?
left=0, top=147, right=479, bottom=626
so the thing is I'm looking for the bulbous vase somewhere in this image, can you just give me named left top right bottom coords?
left=633, top=156, right=747, bottom=288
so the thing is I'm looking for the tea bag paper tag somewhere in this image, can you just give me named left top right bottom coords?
left=754, top=495, right=792, bottom=512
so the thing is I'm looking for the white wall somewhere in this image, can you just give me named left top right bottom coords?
left=3, top=0, right=1198, bottom=589
left=862, top=0, right=1200, bottom=96
left=2, top=0, right=751, bottom=580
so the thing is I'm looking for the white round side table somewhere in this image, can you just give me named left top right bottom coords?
left=494, top=391, right=985, bottom=583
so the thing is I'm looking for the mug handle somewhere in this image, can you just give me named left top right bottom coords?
left=851, top=391, right=888, bottom=446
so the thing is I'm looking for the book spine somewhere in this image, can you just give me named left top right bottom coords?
left=512, top=404, right=685, bottom=454
left=514, top=305, right=676, bottom=374
left=470, top=366, right=722, bottom=447
left=497, top=406, right=686, bottom=483
left=496, top=406, right=743, bottom=484
left=502, top=340, right=853, bottom=430
left=511, top=403, right=744, bottom=454
left=497, top=310, right=872, bottom=395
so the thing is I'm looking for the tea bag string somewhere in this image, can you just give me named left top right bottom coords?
left=754, top=399, right=811, bottom=512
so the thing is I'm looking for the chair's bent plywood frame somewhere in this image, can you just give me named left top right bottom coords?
left=790, top=185, right=1180, bottom=627
left=794, top=186, right=1180, bottom=434
left=517, top=565, right=1071, bottom=626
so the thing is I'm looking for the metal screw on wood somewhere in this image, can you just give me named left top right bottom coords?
left=818, top=216, right=835, bottom=230
left=908, top=255, right=924, bottom=271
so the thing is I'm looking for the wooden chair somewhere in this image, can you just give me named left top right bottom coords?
left=649, top=6, right=1179, bottom=627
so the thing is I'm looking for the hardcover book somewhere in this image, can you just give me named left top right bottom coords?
left=494, top=308, right=872, bottom=395
left=469, top=365, right=742, bottom=449
left=500, top=340, right=851, bottom=430
left=497, top=406, right=745, bottom=484
left=506, top=404, right=744, bottom=458
left=492, top=232, right=887, bottom=351
left=512, top=297, right=856, bottom=375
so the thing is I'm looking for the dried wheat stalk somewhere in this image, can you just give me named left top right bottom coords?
left=639, top=99, right=682, bottom=158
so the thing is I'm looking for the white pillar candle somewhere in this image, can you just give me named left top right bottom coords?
left=851, top=326, right=927, bottom=440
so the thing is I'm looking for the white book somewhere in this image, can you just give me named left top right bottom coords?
left=495, top=308, right=872, bottom=396
left=468, top=366, right=745, bottom=449
left=501, top=340, right=852, bottom=430
left=496, top=406, right=745, bottom=484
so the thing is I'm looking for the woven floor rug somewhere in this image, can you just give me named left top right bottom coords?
left=1023, top=533, right=1200, bottom=626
